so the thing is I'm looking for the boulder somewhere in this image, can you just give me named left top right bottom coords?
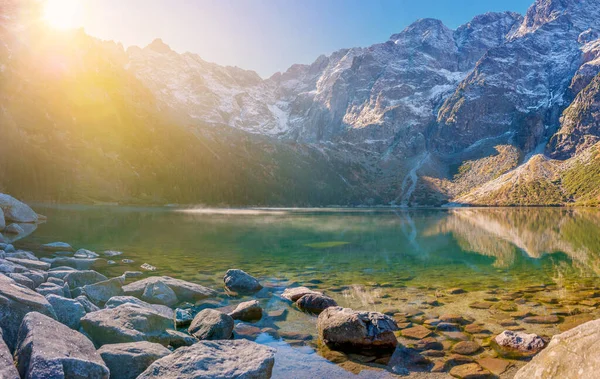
left=141, top=280, right=178, bottom=307
left=175, top=308, right=194, bottom=327
left=105, top=295, right=174, bottom=319
left=64, top=270, right=108, bottom=289
left=317, top=307, right=399, bottom=353
left=80, top=304, right=177, bottom=346
left=0, top=258, right=28, bottom=274
left=493, top=330, right=545, bottom=358
left=5, top=250, right=37, bottom=260
left=46, top=276, right=65, bottom=286
left=5, top=273, right=35, bottom=289
left=0, top=329, right=19, bottom=379
left=5, top=257, right=49, bottom=271
left=137, top=340, right=275, bottom=379
left=98, top=342, right=171, bottom=379
left=43, top=257, right=99, bottom=270
left=76, top=295, right=101, bottom=313
left=223, top=269, right=262, bottom=294
left=35, top=282, right=65, bottom=297
left=0, top=194, right=38, bottom=223
left=20, top=270, right=46, bottom=287
left=14, top=312, right=109, bottom=378
left=46, top=294, right=86, bottom=329
left=296, top=293, right=337, bottom=314
left=515, top=319, right=600, bottom=379
left=123, top=276, right=216, bottom=303
left=188, top=309, right=234, bottom=340
left=42, top=242, right=74, bottom=252
left=229, top=300, right=263, bottom=321
left=83, top=276, right=124, bottom=305
left=281, top=286, right=321, bottom=302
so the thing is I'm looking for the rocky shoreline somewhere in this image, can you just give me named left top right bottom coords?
left=1, top=193, right=600, bottom=378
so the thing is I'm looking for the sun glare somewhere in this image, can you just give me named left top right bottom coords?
left=43, top=0, right=83, bottom=30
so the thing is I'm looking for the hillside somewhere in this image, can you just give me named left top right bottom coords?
left=3, top=0, right=600, bottom=206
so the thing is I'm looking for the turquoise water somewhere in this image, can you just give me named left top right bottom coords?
left=22, top=206, right=600, bottom=292
left=16, top=205, right=600, bottom=377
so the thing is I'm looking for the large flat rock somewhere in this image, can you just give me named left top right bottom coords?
left=515, top=319, right=600, bottom=379
left=137, top=339, right=275, bottom=378
left=80, top=303, right=180, bottom=346
left=0, top=274, right=56, bottom=352
left=98, top=342, right=170, bottom=379
left=14, top=312, right=109, bottom=378
left=123, top=276, right=216, bottom=303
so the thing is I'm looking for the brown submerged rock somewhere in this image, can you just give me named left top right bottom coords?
left=317, top=307, right=398, bottom=353
left=401, top=325, right=432, bottom=340
left=296, top=293, right=337, bottom=314
left=449, top=363, right=493, bottom=378
left=451, top=341, right=481, bottom=355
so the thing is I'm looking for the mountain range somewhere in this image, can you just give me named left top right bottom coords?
left=2, top=0, right=600, bottom=206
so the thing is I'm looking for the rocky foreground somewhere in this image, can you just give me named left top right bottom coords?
left=1, top=194, right=600, bottom=378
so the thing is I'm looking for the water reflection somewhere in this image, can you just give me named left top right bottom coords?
left=434, top=208, right=600, bottom=276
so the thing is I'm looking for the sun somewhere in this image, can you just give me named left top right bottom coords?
left=43, top=0, right=83, bottom=30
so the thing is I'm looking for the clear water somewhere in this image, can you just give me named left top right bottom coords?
left=17, top=206, right=600, bottom=377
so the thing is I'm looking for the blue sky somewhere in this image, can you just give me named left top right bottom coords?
left=80, top=0, right=533, bottom=77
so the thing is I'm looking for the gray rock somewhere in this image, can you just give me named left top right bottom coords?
left=64, top=270, right=108, bottom=289
left=123, top=276, right=216, bottom=303
left=46, top=276, right=64, bottom=286
left=0, top=329, right=19, bottom=379
left=20, top=270, right=46, bottom=287
left=140, top=263, right=157, bottom=271
left=14, top=312, right=109, bottom=379
left=83, top=276, right=124, bottom=305
left=0, top=258, right=28, bottom=274
left=223, top=269, right=262, bottom=294
left=3, top=223, right=24, bottom=235
left=5, top=250, right=38, bottom=260
left=137, top=340, right=275, bottom=379
left=5, top=257, right=49, bottom=271
left=80, top=303, right=177, bottom=346
left=229, top=300, right=263, bottom=322
left=41, top=242, right=74, bottom=252
left=493, top=330, right=545, bottom=358
left=515, top=319, right=600, bottom=379
left=105, top=296, right=174, bottom=319
left=141, top=280, right=178, bottom=307
left=35, top=282, right=65, bottom=297
left=45, top=294, right=86, bottom=329
left=76, top=295, right=101, bottom=313
left=74, top=248, right=99, bottom=258
left=6, top=273, right=35, bottom=289
left=281, top=286, right=321, bottom=302
left=0, top=194, right=38, bottom=223
left=98, top=342, right=171, bottom=379
left=175, top=308, right=194, bottom=327
left=47, top=268, right=77, bottom=280
left=317, top=307, right=399, bottom=353
left=296, top=293, right=337, bottom=314
left=188, top=309, right=234, bottom=340
left=43, top=257, right=99, bottom=270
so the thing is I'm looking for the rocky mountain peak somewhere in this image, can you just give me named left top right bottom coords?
left=513, top=0, right=600, bottom=38
left=145, top=38, right=173, bottom=54
left=390, top=18, right=455, bottom=53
